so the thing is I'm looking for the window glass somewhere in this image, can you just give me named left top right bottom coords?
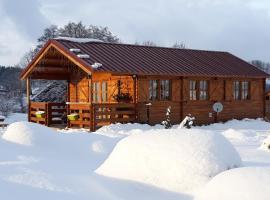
left=233, top=81, right=240, bottom=100
left=93, top=82, right=100, bottom=103
left=241, top=81, right=249, bottom=100
left=149, top=80, right=158, bottom=100
left=189, top=80, right=197, bottom=100
left=160, top=80, right=171, bottom=100
left=101, top=81, right=108, bottom=102
left=199, top=80, right=208, bottom=100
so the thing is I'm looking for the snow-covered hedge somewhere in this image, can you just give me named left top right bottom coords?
left=96, top=129, right=242, bottom=193
left=196, top=167, right=270, bottom=200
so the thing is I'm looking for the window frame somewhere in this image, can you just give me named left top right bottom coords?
left=160, top=79, right=171, bottom=100
left=189, top=80, right=209, bottom=101
left=233, top=80, right=250, bottom=101
left=148, top=79, right=172, bottom=101
left=92, top=81, right=108, bottom=103
left=149, top=79, right=159, bottom=101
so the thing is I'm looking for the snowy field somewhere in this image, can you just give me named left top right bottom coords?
left=1, top=114, right=270, bottom=200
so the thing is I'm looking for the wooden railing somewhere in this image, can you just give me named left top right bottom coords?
left=29, top=102, right=66, bottom=126
left=30, top=101, right=136, bottom=131
left=67, top=103, right=92, bottom=129
left=93, top=103, right=136, bottom=129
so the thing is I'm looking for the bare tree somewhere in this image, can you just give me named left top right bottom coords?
left=142, top=41, right=157, bottom=46
left=172, top=41, right=186, bottom=49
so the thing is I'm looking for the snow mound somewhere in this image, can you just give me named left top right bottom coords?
left=221, top=128, right=251, bottom=142
left=196, top=167, right=270, bottom=200
left=2, top=122, right=57, bottom=146
left=95, top=123, right=158, bottom=137
left=260, top=135, right=270, bottom=151
left=96, top=130, right=242, bottom=193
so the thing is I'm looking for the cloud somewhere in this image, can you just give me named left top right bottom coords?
left=1, top=0, right=49, bottom=39
left=1, top=0, right=270, bottom=65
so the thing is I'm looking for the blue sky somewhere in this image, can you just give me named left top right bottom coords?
left=1, top=0, right=270, bottom=66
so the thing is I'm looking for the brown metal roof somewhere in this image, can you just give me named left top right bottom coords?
left=38, top=39, right=270, bottom=78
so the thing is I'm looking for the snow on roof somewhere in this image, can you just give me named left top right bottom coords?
left=55, top=37, right=103, bottom=43
left=77, top=54, right=90, bottom=59
left=91, top=62, right=102, bottom=69
left=69, top=48, right=81, bottom=53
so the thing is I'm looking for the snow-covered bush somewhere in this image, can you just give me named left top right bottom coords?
left=260, top=135, right=270, bottom=150
left=161, top=106, right=172, bottom=129
left=195, top=167, right=270, bottom=200
left=96, top=130, right=242, bottom=193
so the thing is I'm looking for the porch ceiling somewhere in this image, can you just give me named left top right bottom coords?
left=20, top=41, right=92, bottom=80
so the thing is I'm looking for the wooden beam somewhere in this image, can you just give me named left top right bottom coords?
left=30, top=72, right=70, bottom=80
left=34, top=67, right=69, bottom=73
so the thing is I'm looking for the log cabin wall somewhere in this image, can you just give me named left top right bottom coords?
left=69, top=67, right=89, bottom=102
left=69, top=71, right=135, bottom=103
left=182, top=77, right=264, bottom=125
left=136, top=76, right=181, bottom=125
left=92, top=72, right=134, bottom=103
left=136, top=76, right=265, bottom=126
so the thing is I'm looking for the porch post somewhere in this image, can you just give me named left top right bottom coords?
left=67, top=80, right=70, bottom=128
left=26, top=78, right=31, bottom=122
left=88, top=74, right=94, bottom=131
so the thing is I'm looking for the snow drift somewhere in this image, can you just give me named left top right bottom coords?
left=2, top=122, right=58, bottom=146
left=196, top=167, right=270, bottom=200
left=96, top=129, right=242, bottom=193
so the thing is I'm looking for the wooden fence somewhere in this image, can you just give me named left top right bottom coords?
left=30, top=101, right=136, bottom=131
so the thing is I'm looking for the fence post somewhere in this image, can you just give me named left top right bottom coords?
left=90, top=104, right=95, bottom=131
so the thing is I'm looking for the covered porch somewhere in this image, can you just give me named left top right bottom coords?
left=22, top=41, right=137, bottom=131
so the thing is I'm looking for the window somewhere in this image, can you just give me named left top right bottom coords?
left=199, top=80, right=208, bottom=100
left=189, top=80, right=209, bottom=100
left=93, top=81, right=108, bottom=103
left=233, top=80, right=250, bottom=100
left=189, top=80, right=197, bottom=100
left=93, top=82, right=100, bottom=103
left=160, top=80, right=171, bottom=100
left=149, top=80, right=158, bottom=100
left=149, top=79, right=171, bottom=101
left=233, top=81, right=240, bottom=100
left=241, top=81, right=249, bottom=100
left=101, top=81, right=108, bottom=102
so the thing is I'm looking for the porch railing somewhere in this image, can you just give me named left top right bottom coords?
left=29, top=102, right=66, bottom=126
left=30, top=101, right=136, bottom=131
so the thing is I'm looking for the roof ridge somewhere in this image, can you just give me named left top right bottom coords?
left=52, top=38, right=229, bottom=54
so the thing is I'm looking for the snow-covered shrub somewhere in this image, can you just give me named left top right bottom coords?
left=96, top=130, right=242, bottom=193
left=178, top=114, right=195, bottom=129
left=260, top=135, right=270, bottom=150
left=161, top=106, right=172, bottom=129
left=195, top=167, right=270, bottom=200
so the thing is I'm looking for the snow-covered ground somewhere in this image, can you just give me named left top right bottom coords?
left=1, top=114, right=270, bottom=200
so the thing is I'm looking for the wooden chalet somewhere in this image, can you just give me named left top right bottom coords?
left=20, top=37, right=269, bottom=131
